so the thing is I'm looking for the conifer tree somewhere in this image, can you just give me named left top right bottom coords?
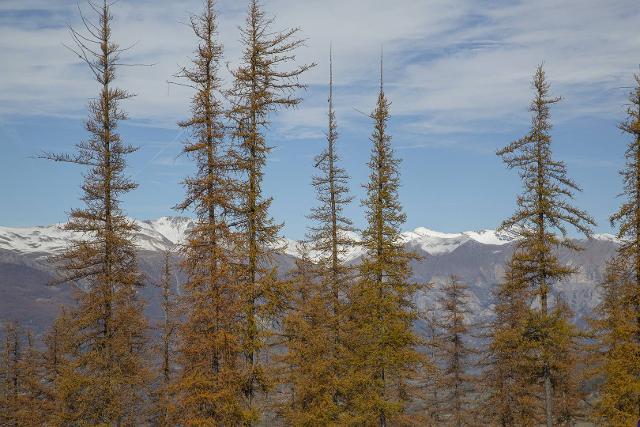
left=419, top=306, right=444, bottom=425
left=591, top=256, right=640, bottom=424
left=278, top=243, right=339, bottom=425
left=346, top=56, right=423, bottom=426
left=227, top=0, right=314, bottom=413
left=481, top=260, right=538, bottom=426
left=496, top=64, right=595, bottom=426
left=0, top=322, right=21, bottom=427
left=434, top=276, right=476, bottom=426
left=41, top=307, right=76, bottom=426
left=41, top=1, right=149, bottom=423
left=152, top=251, right=177, bottom=426
left=170, top=1, right=250, bottom=424
left=0, top=324, right=46, bottom=426
left=610, top=72, right=640, bottom=316
left=592, top=72, right=640, bottom=424
left=16, top=330, right=47, bottom=426
left=279, top=48, right=355, bottom=424
left=308, top=47, right=356, bottom=328
left=545, top=299, right=584, bottom=425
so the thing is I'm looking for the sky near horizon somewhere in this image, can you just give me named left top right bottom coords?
left=0, top=0, right=639, bottom=240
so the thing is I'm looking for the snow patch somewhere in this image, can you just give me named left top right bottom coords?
left=591, top=233, right=620, bottom=243
left=0, top=218, right=614, bottom=261
left=400, top=227, right=516, bottom=255
left=140, top=217, right=194, bottom=245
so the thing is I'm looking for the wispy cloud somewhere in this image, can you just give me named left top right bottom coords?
left=0, top=0, right=638, bottom=141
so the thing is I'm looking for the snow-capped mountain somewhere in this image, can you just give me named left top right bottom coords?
left=400, top=227, right=518, bottom=255
left=0, top=216, right=617, bottom=259
left=0, top=217, right=621, bottom=333
left=0, top=217, right=194, bottom=255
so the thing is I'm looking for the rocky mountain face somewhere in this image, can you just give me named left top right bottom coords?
left=0, top=217, right=619, bottom=333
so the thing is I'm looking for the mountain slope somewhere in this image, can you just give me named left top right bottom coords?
left=0, top=217, right=619, bottom=332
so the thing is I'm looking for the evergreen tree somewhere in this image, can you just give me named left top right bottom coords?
left=170, top=1, right=250, bottom=424
left=40, top=1, right=149, bottom=424
left=592, top=72, right=640, bottom=424
left=434, top=276, right=476, bottom=426
left=346, top=57, right=424, bottom=426
left=279, top=48, right=356, bottom=424
left=227, top=0, right=314, bottom=414
left=496, top=64, right=595, bottom=426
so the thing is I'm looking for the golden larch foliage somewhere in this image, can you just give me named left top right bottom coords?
left=480, top=259, right=539, bottom=426
left=170, top=1, right=251, bottom=424
left=278, top=243, right=342, bottom=425
left=591, top=72, right=640, bottom=424
left=39, top=1, right=150, bottom=424
left=41, top=307, right=76, bottom=426
left=226, top=0, right=314, bottom=417
left=151, top=251, right=178, bottom=426
left=496, top=64, right=594, bottom=427
left=1, top=323, right=47, bottom=426
left=432, top=276, right=477, bottom=426
left=345, top=57, right=426, bottom=427
left=278, top=48, right=356, bottom=425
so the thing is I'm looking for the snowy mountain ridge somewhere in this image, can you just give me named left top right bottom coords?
left=0, top=217, right=189, bottom=255
left=0, top=216, right=618, bottom=260
left=0, top=217, right=621, bottom=332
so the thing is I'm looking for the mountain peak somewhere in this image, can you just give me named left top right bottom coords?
left=140, top=216, right=194, bottom=245
left=401, top=227, right=516, bottom=255
left=0, top=218, right=619, bottom=258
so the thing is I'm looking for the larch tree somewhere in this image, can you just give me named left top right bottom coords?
left=227, top=0, right=314, bottom=414
left=278, top=242, right=338, bottom=425
left=308, top=47, right=356, bottom=339
left=592, top=72, right=640, bottom=424
left=17, top=330, right=47, bottom=426
left=496, top=64, right=595, bottom=427
left=419, top=305, right=444, bottom=425
left=40, top=1, right=149, bottom=423
left=591, top=256, right=640, bottom=425
left=481, top=260, right=539, bottom=426
left=170, top=1, right=250, bottom=424
left=434, top=276, right=477, bottom=426
left=547, top=298, right=585, bottom=426
left=152, top=251, right=178, bottom=426
left=0, top=324, right=46, bottom=426
left=346, top=56, right=424, bottom=427
left=280, top=47, right=356, bottom=424
left=41, top=307, right=76, bottom=426
left=0, top=322, right=22, bottom=427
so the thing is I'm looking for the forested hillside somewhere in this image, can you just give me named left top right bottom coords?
left=1, top=1, right=639, bottom=426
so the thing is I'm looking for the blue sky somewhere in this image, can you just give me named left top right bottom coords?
left=0, top=0, right=639, bottom=239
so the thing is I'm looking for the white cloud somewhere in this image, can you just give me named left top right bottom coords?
left=0, top=0, right=638, bottom=139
